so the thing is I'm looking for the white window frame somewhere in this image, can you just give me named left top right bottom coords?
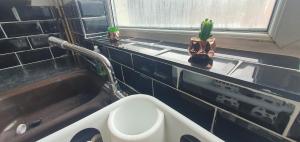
left=106, top=0, right=300, bottom=57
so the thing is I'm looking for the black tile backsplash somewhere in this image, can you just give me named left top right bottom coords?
left=214, top=110, right=292, bottom=142
left=28, top=35, right=49, bottom=49
left=132, top=55, right=176, bottom=87
left=50, top=46, right=67, bottom=57
left=132, top=55, right=155, bottom=76
left=0, top=38, right=31, bottom=54
left=40, top=21, right=61, bottom=34
left=108, top=48, right=133, bottom=67
left=179, top=69, right=294, bottom=133
left=82, top=18, right=107, bottom=34
left=287, top=113, right=300, bottom=141
left=231, top=62, right=300, bottom=97
left=16, top=6, right=53, bottom=20
left=18, top=48, right=52, bottom=64
left=2, top=22, right=42, bottom=37
left=0, top=54, right=20, bottom=69
left=122, top=67, right=153, bottom=95
left=78, top=0, right=106, bottom=17
left=153, top=81, right=215, bottom=130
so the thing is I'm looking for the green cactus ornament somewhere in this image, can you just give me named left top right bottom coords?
left=199, top=19, right=213, bottom=41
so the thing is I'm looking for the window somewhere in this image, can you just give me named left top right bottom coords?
left=112, top=0, right=277, bottom=31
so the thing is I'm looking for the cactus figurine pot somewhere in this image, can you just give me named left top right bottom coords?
left=108, top=31, right=120, bottom=43
left=188, top=37, right=216, bottom=58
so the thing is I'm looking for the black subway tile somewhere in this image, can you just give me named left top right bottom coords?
left=16, top=6, right=53, bottom=20
left=214, top=110, right=292, bottom=142
left=287, top=113, right=300, bottom=141
left=18, top=48, right=52, bottom=64
left=50, top=46, right=67, bottom=57
left=63, top=1, right=79, bottom=18
left=153, top=61, right=176, bottom=87
left=78, top=0, right=106, bottom=17
left=108, top=48, right=132, bottom=67
left=40, top=21, right=61, bottom=34
left=28, top=35, right=49, bottom=49
left=0, top=38, right=31, bottom=54
left=2, top=22, right=42, bottom=37
left=98, top=45, right=109, bottom=58
left=132, top=55, right=155, bottom=76
left=122, top=67, right=152, bottom=95
left=111, top=61, right=123, bottom=82
left=83, top=18, right=107, bottom=34
left=0, top=54, right=20, bottom=69
left=179, top=69, right=294, bottom=134
left=153, top=81, right=215, bottom=130
left=118, top=81, right=138, bottom=95
left=0, top=2, right=17, bottom=22
left=133, top=55, right=176, bottom=87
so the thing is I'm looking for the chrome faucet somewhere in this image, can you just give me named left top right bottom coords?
left=48, top=36, right=124, bottom=98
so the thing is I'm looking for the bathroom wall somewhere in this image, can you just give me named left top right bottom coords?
left=93, top=43, right=299, bottom=142
left=0, top=0, right=67, bottom=71
left=63, top=0, right=300, bottom=141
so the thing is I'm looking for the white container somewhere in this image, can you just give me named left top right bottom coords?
left=38, top=95, right=224, bottom=142
left=108, top=99, right=164, bottom=142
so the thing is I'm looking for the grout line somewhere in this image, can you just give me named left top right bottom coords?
left=117, top=79, right=140, bottom=94
left=0, top=46, right=53, bottom=56
left=0, top=65, right=22, bottom=71
left=130, top=53, right=134, bottom=67
left=210, top=107, right=218, bottom=133
left=283, top=105, right=300, bottom=136
left=152, top=80, right=154, bottom=96
left=120, top=65, right=125, bottom=82
left=37, top=21, right=44, bottom=34
left=26, top=37, right=34, bottom=49
left=49, top=47, right=55, bottom=59
left=0, top=33, right=60, bottom=41
left=176, top=66, right=182, bottom=89
left=111, top=58, right=297, bottom=141
left=0, top=24, right=8, bottom=38
left=14, top=52, right=23, bottom=68
left=11, top=6, right=21, bottom=21
left=74, top=0, right=88, bottom=37
left=81, top=16, right=107, bottom=20
left=0, top=19, right=56, bottom=24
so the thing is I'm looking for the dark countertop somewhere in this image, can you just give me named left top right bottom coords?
left=91, top=37, right=300, bottom=101
left=0, top=56, right=80, bottom=94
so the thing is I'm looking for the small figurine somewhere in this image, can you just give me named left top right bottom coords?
left=188, top=19, right=216, bottom=68
left=107, top=26, right=120, bottom=43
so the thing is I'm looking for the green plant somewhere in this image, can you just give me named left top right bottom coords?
left=107, top=26, right=119, bottom=33
left=199, top=19, right=214, bottom=41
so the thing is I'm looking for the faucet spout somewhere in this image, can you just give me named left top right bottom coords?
left=48, top=36, right=124, bottom=98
